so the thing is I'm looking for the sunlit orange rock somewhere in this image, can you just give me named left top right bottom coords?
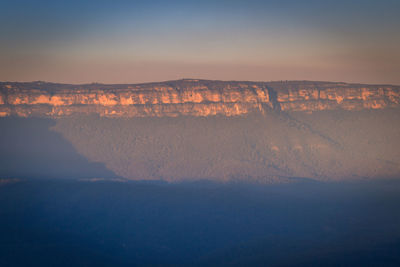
left=0, top=80, right=399, bottom=117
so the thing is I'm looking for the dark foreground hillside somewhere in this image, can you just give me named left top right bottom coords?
left=0, top=179, right=400, bottom=266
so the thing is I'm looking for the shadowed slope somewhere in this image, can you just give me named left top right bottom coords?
left=0, top=117, right=118, bottom=179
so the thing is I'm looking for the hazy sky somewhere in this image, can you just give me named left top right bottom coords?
left=1, top=0, right=399, bottom=84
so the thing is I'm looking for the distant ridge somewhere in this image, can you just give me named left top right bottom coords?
left=0, top=80, right=399, bottom=117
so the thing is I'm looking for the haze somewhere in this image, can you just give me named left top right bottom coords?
left=1, top=0, right=400, bottom=84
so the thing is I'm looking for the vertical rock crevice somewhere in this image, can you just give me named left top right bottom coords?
left=266, top=86, right=281, bottom=111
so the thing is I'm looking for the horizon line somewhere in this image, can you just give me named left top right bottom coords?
left=1, top=78, right=399, bottom=87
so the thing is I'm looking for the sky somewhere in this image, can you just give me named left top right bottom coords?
left=0, top=0, right=399, bottom=84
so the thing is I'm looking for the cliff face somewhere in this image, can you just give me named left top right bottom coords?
left=0, top=80, right=399, bottom=117
left=2, top=79, right=400, bottom=182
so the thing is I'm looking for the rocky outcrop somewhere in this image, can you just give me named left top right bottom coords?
left=0, top=79, right=399, bottom=117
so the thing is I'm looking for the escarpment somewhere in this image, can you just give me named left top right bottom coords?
left=1, top=79, right=400, bottom=182
left=0, top=79, right=399, bottom=117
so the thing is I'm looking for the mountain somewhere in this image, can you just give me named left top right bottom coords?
left=1, top=79, right=399, bottom=117
left=1, top=79, right=400, bottom=182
